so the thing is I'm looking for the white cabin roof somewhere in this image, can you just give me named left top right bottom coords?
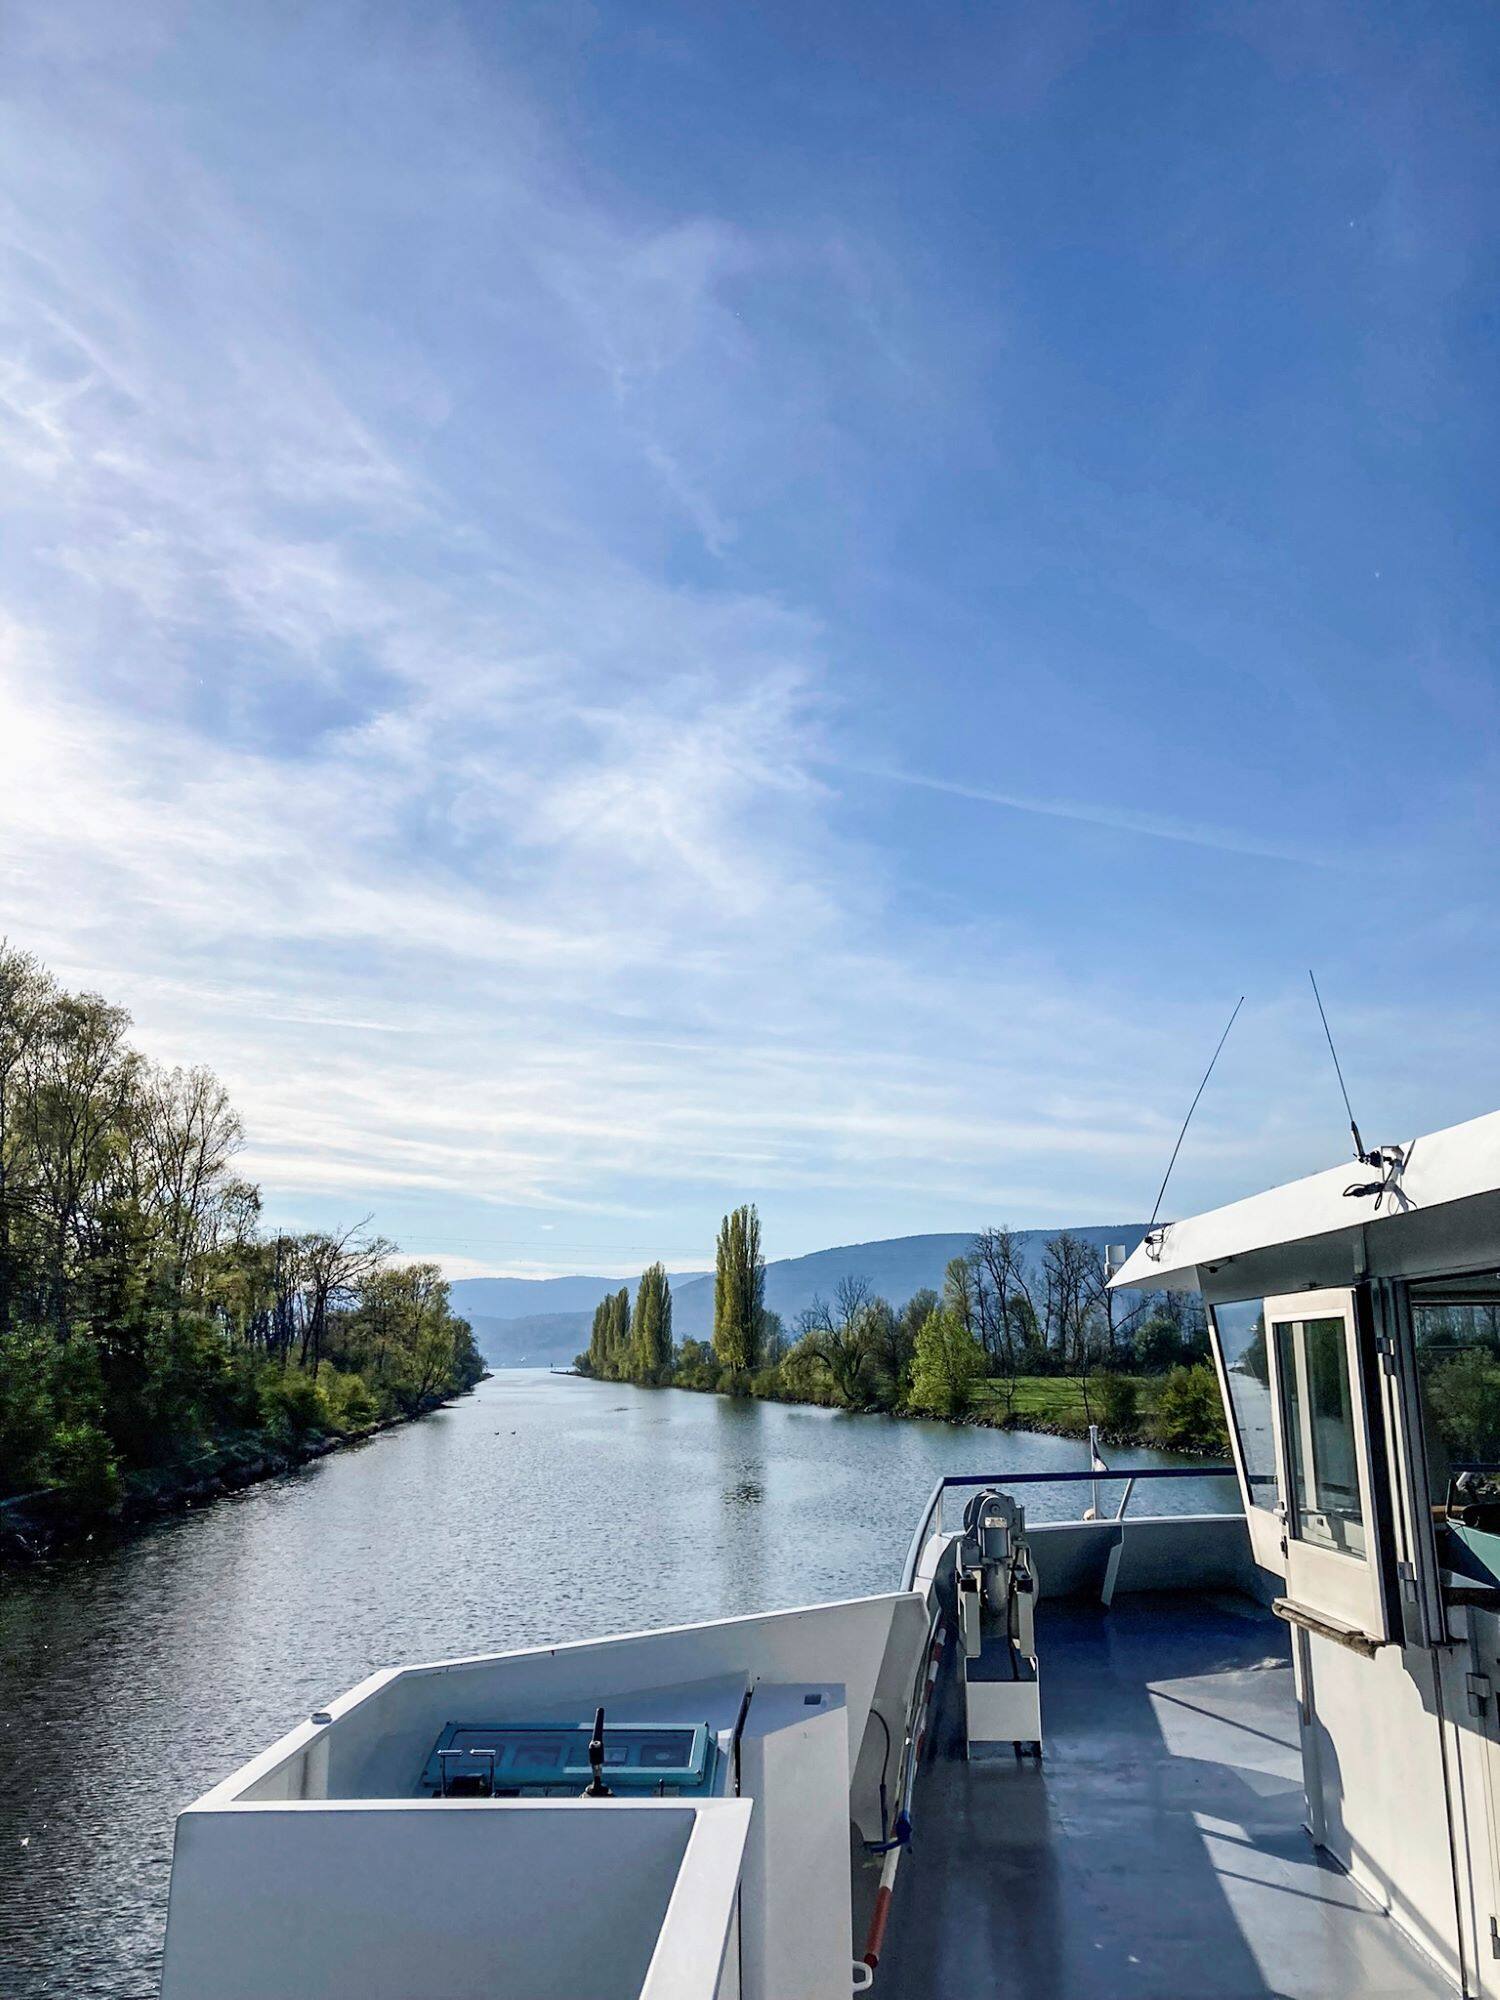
left=1109, top=1105, right=1500, bottom=1295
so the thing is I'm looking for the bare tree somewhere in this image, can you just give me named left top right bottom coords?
left=970, top=1227, right=1041, bottom=1409
left=796, top=1274, right=875, bottom=1405
left=295, top=1220, right=394, bottom=1377
left=139, top=1064, right=245, bottom=1317
left=0, top=942, right=54, bottom=1340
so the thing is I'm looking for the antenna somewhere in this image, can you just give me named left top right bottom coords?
left=1308, top=969, right=1368, bottom=1164
left=1146, top=995, right=1244, bottom=1239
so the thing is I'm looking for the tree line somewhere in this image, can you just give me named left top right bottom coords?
left=0, top=944, right=484, bottom=1517
left=575, top=1205, right=1226, bottom=1450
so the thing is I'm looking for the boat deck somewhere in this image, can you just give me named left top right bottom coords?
left=872, top=1592, right=1454, bottom=2000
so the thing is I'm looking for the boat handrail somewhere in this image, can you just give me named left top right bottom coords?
left=900, top=1464, right=1236, bottom=1592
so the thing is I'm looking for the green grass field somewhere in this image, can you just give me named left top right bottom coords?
left=968, top=1374, right=1160, bottom=1434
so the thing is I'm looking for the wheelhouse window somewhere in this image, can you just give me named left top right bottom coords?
left=1209, top=1299, right=1277, bottom=1512
left=1273, top=1313, right=1365, bottom=1559
left=1410, top=1275, right=1500, bottom=1506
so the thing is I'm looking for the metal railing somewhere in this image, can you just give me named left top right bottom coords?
left=900, top=1464, right=1237, bottom=1592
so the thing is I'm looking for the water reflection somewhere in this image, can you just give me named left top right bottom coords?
left=0, top=1371, right=1234, bottom=1999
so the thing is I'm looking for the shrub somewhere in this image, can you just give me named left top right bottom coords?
left=1094, top=1374, right=1139, bottom=1432
left=1152, top=1365, right=1228, bottom=1454
left=50, top=1421, right=122, bottom=1517
left=261, top=1370, right=330, bottom=1438
left=908, top=1308, right=985, bottom=1419
left=321, top=1367, right=377, bottom=1431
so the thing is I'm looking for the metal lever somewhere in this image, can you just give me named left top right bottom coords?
left=582, top=1706, right=612, bottom=1797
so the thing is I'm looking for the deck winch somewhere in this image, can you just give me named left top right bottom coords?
left=956, top=1487, right=1041, bottom=1757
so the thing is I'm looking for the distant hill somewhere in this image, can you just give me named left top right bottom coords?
left=466, top=1311, right=591, bottom=1368
left=449, top=1270, right=706, bottom=1322
left=460, top=1226, right=1148, bottom=1365
left=668, top=1225, right=1146, bottom=1339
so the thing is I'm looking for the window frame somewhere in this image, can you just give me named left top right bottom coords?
left=1207, top=1298, right=1284, bottom=1577
left=1264, top=1285, right=1391, bottom=1643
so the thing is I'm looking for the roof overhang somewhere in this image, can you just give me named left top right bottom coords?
left=1109, top=1106, right=1500, bottom=1298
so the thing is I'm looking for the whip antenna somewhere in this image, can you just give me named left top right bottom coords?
left=1146, top=995, right=1244, bottom=1239
left=1308, top=969, right=1367, bottom=1163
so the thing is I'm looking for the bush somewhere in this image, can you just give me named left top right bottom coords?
left=1152, top=1365, right=1228, bottom=1454
left=1094, top=1374, right=1139, bottom=1432
left=909, top=1308, right=984, bottom=1418
left=49, top=1421, right=122, bottom=1517
left=260, top=1370, right=330, bottom=1439
left=321, top=1367, right=377, bottom=1431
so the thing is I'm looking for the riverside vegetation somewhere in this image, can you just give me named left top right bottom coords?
left=0, top=945, right=484, bottom=1551
left=577, top=1204, right=1230, bottom=1455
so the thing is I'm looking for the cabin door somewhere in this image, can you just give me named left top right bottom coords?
left=1263, top=1287, right=1390, bottom=1643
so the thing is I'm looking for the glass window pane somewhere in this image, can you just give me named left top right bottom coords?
left=1210, top=1300, right=1277, bottom=1512
left=1275, top=1316, right=1366, bottom=1559
left=1412, top=1298, right=1500, bottom=1505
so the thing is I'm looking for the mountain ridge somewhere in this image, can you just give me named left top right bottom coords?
left=453, top=1224, right=1147, bottom=1367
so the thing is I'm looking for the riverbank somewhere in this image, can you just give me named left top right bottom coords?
left=0, top=1378, right=488, bottom=1563
left=566, top=1366, right=1230, bottom=1456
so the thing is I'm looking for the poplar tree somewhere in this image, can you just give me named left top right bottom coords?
left=630, top=1262, right=673, bottom=1381
left=605, top=1285, right=630, bottom=1378
left=712, top=1204, right=765, bottom=1376
left=586, top=1296, right=609, bottom=1375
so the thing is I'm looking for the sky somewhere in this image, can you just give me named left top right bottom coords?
left=1, top=1, right=1498, bottom=1280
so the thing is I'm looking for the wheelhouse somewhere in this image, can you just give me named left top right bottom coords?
left=1112, top=1106, right=1500, bottom=1996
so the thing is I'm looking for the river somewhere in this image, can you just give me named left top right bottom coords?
left=0, top=1369, right=1236, bottom=1999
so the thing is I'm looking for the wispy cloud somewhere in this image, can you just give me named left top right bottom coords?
left=836, top=762, right=1331, bottom=866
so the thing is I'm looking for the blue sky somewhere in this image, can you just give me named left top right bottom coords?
left=2, top=1, right=1497, bottom=1278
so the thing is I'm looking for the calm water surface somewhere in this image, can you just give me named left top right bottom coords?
left=0, top=1370, right=1235, bottom=1998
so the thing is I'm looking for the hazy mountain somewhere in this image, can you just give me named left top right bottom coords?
left=461, top=1225, right=1148, bottom=1365
left=449, top=1271, right=706, bottom=1321
left=467, top=1312, right=591, bottom=1368
left=668, top=1225, right=1146, bottom=1339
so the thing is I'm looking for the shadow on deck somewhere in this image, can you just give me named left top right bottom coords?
left=869, top=1593, right=1452, bottom=2000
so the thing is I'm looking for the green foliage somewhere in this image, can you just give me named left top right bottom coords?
left=0, top=944, right=483, bottom=1521
left=713, top=1204, right=765, bottom=1374
left=630, top=1263, right=673, bottom=1381
left=1151, top=1365, right=1229, bottom=1453
left=1131, top=1316, right=1185, bottom=1374
left=909, top=1306, right=984, bottom=1417
left=1094, top=1372, right=1139, bottom=1431
left=1425, top=1350, right=1500, bottom=1463
left=261, top=1369, right=331, bottom=1438
left=49, top=1420, right=121, bottom=1516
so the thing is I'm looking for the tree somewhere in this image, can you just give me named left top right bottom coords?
left=943, top=1255, right=978, bottom=1337
left=968, top=1228, right=1042, bottom=1411
left=295, top=1222, right=393, bottom=1378
left=908, top=1305, right=984, bottom=1418
left=713, top=1204, right=765, bottom=1378
left=1152, top=1365, right=1229, bottom=1454
left=0, top=947, right=486, bottom=1512
left=0, top=942, right=54, bottom=1342
left=630, top=1263, right=673, bottom=1381
left=867, top=1290, right=927, bottom=1407
left=607, top=1286, right=630, bottom=1376
left=796, top=1275, right=874, bottom=1406
left=585, top=1295, right=610, bottom=1375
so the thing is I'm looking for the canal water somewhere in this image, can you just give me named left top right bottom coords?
left=0, top=1370, right=1236, bottom=1998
